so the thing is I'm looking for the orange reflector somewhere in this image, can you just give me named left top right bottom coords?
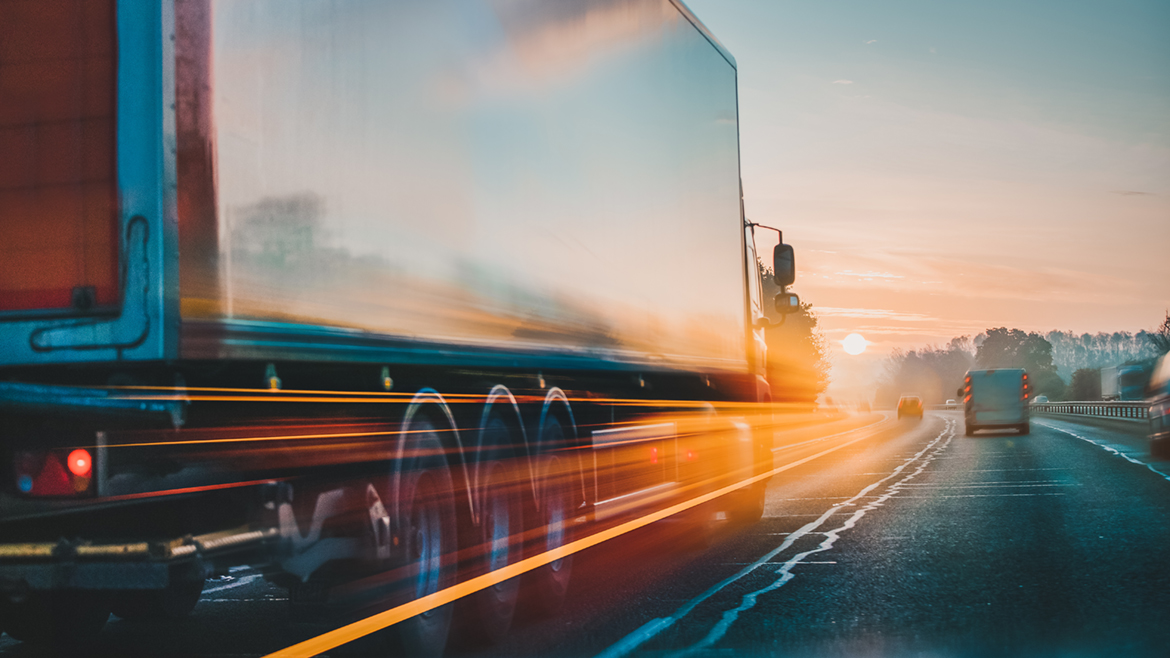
left=67, top=449, right=92, bottom=477
left=650, top=446, right=658, bottom=464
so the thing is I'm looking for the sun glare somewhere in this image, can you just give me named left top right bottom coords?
left=842, top=333, right=868, bottom=356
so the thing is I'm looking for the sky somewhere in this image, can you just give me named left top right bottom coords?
left=684, top=0, right=1170, bottom=398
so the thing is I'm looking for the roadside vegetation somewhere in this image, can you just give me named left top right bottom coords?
left=759, top=262, right=831, bottom=404
left=875, top=312, right=1170, bottom=406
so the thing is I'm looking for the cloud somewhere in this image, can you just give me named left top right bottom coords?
left=835, top=270, right=903, bottom=279
left=1111, top=190, right=1153, bottom=196
left=832, top=79, right=853, bottom=85
left=816, top=307, right=935, bottom=322
left=864, top=39, right=877, bottom=45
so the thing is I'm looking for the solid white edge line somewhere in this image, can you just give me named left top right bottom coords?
left=1036, top=421, right=1170, bottom=483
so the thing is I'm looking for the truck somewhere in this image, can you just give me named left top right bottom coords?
left=960, top=369, right=1031, bottom=436
left=1101, top=365, right=1149, bottom=401
left=0, top=1, right=799, bottom=653
left=1148, top=354, right=1170, bottom=458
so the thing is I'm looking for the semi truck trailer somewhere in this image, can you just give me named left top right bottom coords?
left=0, top=0, right=798, bottom=653
left=1100, top=365, right=1148, bottom=401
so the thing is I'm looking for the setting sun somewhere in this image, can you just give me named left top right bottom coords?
left=842, top=333, right=868, bottom=356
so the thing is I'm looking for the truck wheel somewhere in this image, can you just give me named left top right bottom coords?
left=525, top=428, right=576, bottom=616
left=965, top=424, right=978, bottom=437
left=729, top=481, right=767, bottom=525
left=1152, top=438, right=1170, bottom=459
left=680, top=499, right=722, bottom=550
left=2, top=591, right=110, bottom=646
left=1018, top=423, right=1031, bottom=436
left=462, top=457, right=523, bottom=645
left=388, top=432, right=457, bottom=658
left=111, top=567, right=204, bottom=621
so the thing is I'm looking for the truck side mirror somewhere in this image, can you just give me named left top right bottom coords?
left=775, top=292, right=800, bottom=314
left=773, top=243, right=795, bottom=287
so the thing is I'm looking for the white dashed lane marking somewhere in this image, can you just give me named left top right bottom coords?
left=594, top=418, right=957, bottom=658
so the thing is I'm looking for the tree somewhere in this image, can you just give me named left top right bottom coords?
left=1068, top=368, right=1101, bottom=401
left=975, top=327, right=1065, bottom=399
left=1045, top=329, right=1159, bottom=379
left=759, top=262, right=830, bottom=403
left=1149, top=312, right=1170, bottom=355
left=875, top=339, right=976, bottom=407
left=764, top=303, right=831, bottom=403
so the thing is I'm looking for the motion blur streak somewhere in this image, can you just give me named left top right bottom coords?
left=95, top=478, right=286, bottom=503
left=105, top=387, right=818, bottom=410
left=262, top=415, right=887, bottom=658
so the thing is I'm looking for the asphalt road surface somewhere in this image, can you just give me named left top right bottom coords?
left=3, top=411, right=1168, bottom=657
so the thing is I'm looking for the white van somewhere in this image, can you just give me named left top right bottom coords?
left=960, top=369, right=1031, bottom=436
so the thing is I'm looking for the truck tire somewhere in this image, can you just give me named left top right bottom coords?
left=111, top=567, right=205, bottom=621
left=1018, top=423, right=1031, bottom=436
left=524, top=417, right=576, bottom=616
left=680, top=499, right=722, bottom=550
left=388, top=431, right=458, bottom=658
left=965, top=424, right=978, bottom=437
left=729, top=481, right=767, bottom=525
left=462, top=457, right=523, bottom=645
left=1, top=591, right=110, bottom=646
left=1152, top=438, right=1170, bottom=459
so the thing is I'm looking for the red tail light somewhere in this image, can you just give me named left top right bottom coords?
left=14, top=450, right=93, bottom=496
left=67, top=449, right=93, bottom=477
left=650, top=446, right=658, bottom=465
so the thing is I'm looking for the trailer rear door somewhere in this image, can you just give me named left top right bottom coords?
left=970, top=369, right=1027, bottom=425
left=0, top=0, right=119, bottom=314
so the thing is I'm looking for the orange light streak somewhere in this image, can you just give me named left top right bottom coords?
left=262, top=418, right=885, bottom=658
left=98, top=478, right=286, bottom=503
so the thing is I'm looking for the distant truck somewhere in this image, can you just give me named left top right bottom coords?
left=960, top=369, right=1031, bottom=436
left=1148, top=354, right=1170, bottom=458
left=1101, top=365, right=1149, bottom=401
left=0, top=1, right=799, bottom=653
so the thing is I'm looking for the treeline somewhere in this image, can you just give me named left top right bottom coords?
left=1045, top=330, right=1163, bottom=380
left=876, top=314, right=1170, bottom=406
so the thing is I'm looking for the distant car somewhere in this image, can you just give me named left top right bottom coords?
left=945, top=399, right=957, bottom=410
left=897, top=395, right=924, bottom=419
left=1149, top=353, right=1170, bottom=458
left=1032, top=395, right=1049, bottom=404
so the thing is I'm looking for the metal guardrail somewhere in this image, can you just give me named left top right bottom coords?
left=1032, top=401, right=1149, bottom=420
